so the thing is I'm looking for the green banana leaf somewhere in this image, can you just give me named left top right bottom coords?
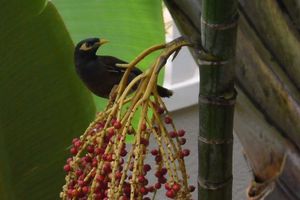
left=52, top=0, right=165, bottom=111
left=0, top=1, right=95, bottom=199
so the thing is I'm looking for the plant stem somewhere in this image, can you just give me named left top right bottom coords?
left=198, top=1, right=238, bottom=200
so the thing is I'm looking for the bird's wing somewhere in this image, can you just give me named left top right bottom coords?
left=98, top=55, right=142, bottom=75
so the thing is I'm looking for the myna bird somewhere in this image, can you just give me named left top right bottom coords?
left=74, top=38, right=173, bottom=98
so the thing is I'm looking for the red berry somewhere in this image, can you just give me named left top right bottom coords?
left=115, top=171, right=122, bottom=180
left=140, top=187, right=148, bottom=195
left=156, top=106, right=164, bottom=115
left=107, top=128, right=115, bottom=137
left=161, top=167, right=167, bottom=175
left=143, top=164, right=151, bottom=172
left=169, top=131, right=177, bottom=138
left=113, top=120, right=122, bottom=129
left=72, top=138, right=79, bottom=144
left=141, top=138, right=149, bottom=146
left=74, top=140, right=82, bottom=148
left=84, top=155, right=92, bottom=162
left=120, top=196, right=129, bottom=200
left=82, top=186, right=89, bottom=193
left=63, top=164, right=71, bottom=172
left=189, top=185, right=196, bottom=192
left=148, top=186, right=155, bottom=192
left=143, top=178, right=149, bottom=185
left=179, top=138, right=186, bottom=145
left=66, top=157, right=73, bottom=164
left=120, top=149, right=127, bottom=157
left=166, top=190, right=175, bottom=198
left=95, top=147, right=105, bottom=155
left=182, top=149, right=190, bottom=157
left=95, top=122, right=104, bottom=130
left=86, top=145, right=94, bottom=153
left=67, top=189, right=73, bottom=197
left=158, top=176, right=167, bottom=184
left=177, top=129, right=185, bottom=137
left=151, top=149, right=159, bottom=156
left=75, top=170, right=83, bottom=176
left=71, top=189, right=79, bottom=197
left=78, top=180, right=86, bottom=186
left=138, top=175, right=146, bottom=183
left=172, top=183, right=181, bottom=192
left=141, top=122, right=147, bottom=131
left=103, top=162, right=111, bottom=173
left=155, top=155, right=162, bottom=162
left=70, top=147, right=78, bottom=155
left=165, top=183, right=172, bottom=190
left=155, top=182, right=161, bottom=189
left=96, top=175, right=105, bottom=182
left=123, top=185, right=131, bottom=195
left=103, top=153, right=113, bottom=161
left=92, top=158, right=98, bottom=167
left=164, top=116, right=172, bottom=124
left=155, top=171, right=162, bottom=178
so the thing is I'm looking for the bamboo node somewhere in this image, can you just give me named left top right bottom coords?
left=198, top=176, right=232, bottom=190
left=201, top=14, right=239, bottom=30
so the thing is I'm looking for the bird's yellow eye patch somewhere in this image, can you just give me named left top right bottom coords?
left=79, top=43, right=93, bottom=51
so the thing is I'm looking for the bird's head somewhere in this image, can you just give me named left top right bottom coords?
left=75, top=38, right=109, bottom=57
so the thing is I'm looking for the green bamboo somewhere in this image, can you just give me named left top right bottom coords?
left=198, top=1, right=238, bottom=200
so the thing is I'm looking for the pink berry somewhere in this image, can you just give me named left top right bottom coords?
left=63, top=164, right=71, bottom=172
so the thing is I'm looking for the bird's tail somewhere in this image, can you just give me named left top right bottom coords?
left=157, top=85, right=173, bottom=98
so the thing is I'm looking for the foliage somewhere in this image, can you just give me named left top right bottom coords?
left=0, top=1, right=95, bottom=199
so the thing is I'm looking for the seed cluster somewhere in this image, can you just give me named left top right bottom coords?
left=60, top=37, right=193, bottom=200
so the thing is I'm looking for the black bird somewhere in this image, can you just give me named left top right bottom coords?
left=74, top=38, right=173, bottom=98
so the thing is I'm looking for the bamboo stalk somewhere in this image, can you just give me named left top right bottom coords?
left=164, top=1, right=300, bottom=199
left=198, top=1, right=238, bottom=199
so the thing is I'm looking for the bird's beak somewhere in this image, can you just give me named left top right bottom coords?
left=98, top=39, right=109, bottom=46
